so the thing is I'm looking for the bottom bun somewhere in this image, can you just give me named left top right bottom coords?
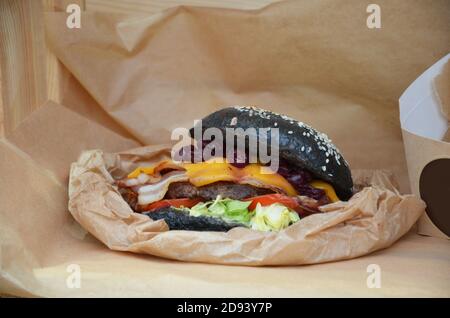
left=144, top=207, right=244, bottom=232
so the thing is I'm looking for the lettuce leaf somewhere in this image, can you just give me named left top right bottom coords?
left=188, top=196, right=300, bottom=231
left=249, top=203, right=300, bottom=232
left=189, top=196, right=252, bottom=224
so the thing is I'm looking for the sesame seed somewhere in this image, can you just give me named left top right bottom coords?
left=288, top=130, right=293, bottom=134
left=301, top=146, right=305, bottom=151
left=326, top=159, right=329, bottom=163
left=231, top=106, right=350, bottom=168
left=322, top=166, right=326, bottom=171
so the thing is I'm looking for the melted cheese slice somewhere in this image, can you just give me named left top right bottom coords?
left=309, top=180, right=340, bottom=202
left=183, top=161, right=297, bottom=196
left=127, top=160, right=339, bottom=200
left=127, top=160, right=183, bottom=178
left=127, top=166, right=155, bottom=179
left=240, top=164, right=298, bottom=196
left=182, top=161, right=237, bottom=186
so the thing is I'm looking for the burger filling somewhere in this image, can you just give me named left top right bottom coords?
left=116, top=157, right=340, bottom=232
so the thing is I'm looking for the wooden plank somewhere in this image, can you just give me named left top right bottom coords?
left=43, top=1, right=86, bottom=105
left=0, top=58, right=4, bottom=136
left=86, top=0, right=281, bottom=15
left=0, top=0, right=48, bottom=135
left=0, top=0, right=84, bottom=137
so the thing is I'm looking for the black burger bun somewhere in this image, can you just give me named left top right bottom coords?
left=144, top=207, right=244, bottom=232
left=189, top=106, right=353, bottom=200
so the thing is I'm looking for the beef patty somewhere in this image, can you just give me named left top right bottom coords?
left=119, top=181, right=274, bottom=212
left=165, top=181, right=273, bottom=201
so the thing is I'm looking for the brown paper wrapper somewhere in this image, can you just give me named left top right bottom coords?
left=68, top=146, right=424, bottom=266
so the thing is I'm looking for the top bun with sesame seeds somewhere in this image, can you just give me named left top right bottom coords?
left=189, top=106, right=353, bottom=200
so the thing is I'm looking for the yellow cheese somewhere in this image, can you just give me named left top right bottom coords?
left=127, top=160, right=183, bottom=178
left=127, top=166, right=156, bottom=178
left=128, top=159, right=323, bottom=199
left=182, top=162, right=237, bottom=186
left=241, top=164, right=297, bottom=196
left=183, top=161, right=297, bottom=196
left=310, top=180, right=340, bottom=202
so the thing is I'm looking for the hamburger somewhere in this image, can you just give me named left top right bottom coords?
left=117, top=106, right=353, bottom=232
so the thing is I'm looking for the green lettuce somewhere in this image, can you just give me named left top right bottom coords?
left=188, top=196, right=300, bottom=231
left=189, top=196, right=253, bottom=224
left=249, top=203, right=300, bottom=232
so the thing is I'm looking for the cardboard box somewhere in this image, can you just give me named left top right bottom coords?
left=400, top=54, right=450, bottom=239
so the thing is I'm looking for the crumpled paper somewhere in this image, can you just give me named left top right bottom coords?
left=68, top=145, right=425, bottom=266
